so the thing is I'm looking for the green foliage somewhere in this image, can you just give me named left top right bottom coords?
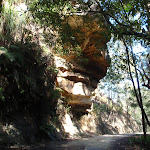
left=50, top=88, right=60, bottom=100
left=54, top=43, right=82, bottom=57
left=0, top=87, right=5, bottom=102
left=129, top=135, right=150, bottom=149
left=0, top=0, right=27, bottom=44
left=49, top=66, right=59, bottom=74
left=66, top=104, right=71, bottom=113
left=100, top=0, right=149, bottom=42
left=40, top=123, right=59, bottom=140
left=0, top=41, right=59, bottom=127
left=29, top=0, right=69, bottom=28
left=130, top=102, right=138, bottom=108
left=29, top=0, right=107, bottom=58
left=0, top=0, right=65, bottom=144
left=0, top=47, right=8, bottom=54
left=93, top=103, right=111, bottom=115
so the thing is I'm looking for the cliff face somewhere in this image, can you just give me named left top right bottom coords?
left=57, top=92, right=140, bottom=138
left=55, top=15, right=110, bottom=114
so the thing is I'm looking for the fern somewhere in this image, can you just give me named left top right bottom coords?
left=0, top=87, right=5, bottom=102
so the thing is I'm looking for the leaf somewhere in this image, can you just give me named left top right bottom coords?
left=0, top=47, right=8, bottom=55
left=0, top=87, right=5, bottom=102
left=25, top=75, right=37, bottom=90
left=130, top=103, right=138, bottom=108
left=14, top=70, right=19, bottom=86
left=0, top=47, right=15, bottom=62
left=5, top=52, right=15, bottom=62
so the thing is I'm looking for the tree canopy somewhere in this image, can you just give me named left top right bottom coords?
left=29, top=0, right=150, bottom=86
left=30, top=0, right=150, bottom=42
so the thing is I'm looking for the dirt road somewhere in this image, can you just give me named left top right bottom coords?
left=31, top=134, right=134, bottom=150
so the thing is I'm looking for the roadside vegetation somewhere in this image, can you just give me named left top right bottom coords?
left=129, top=135, right=150, bottom=150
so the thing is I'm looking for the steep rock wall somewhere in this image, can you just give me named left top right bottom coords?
left=56, top=95, right=140, bottom=138
left=55, top=15, right=139, bottom=138
left=55, top=15, right=110, bottom=113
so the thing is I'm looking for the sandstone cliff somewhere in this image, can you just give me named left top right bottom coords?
left=54, top=15, right=139, bottom=138
left=55, top=14, right=110, bottom=115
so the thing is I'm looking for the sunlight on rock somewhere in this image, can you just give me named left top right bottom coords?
left=16, top=3, right=27, bottom=14
left=80, top=113, right=97, bottom=133
left=54, top=56, right=68, bottom=69
left=72, top=82, right=91, bottom=95
left=56, top=75, right=92, bottom=96
left=62, top=113, right=78, bottom=136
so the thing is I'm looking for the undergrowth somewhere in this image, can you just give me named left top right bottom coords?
left=129, top=135, right=150, bottom=150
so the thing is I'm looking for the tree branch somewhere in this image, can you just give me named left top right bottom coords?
left=0, top=0, right=3, bottom=14
left=140, top=57, right=149, bottom=81
left=137, top=68, right=146, bottom=85
left=93, top=0, right=150, bottom=41
left=70, top=1, right=150, bottom=41
left=123, top=40, right=150, bottom=138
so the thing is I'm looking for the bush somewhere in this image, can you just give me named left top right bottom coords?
left=0, top=42, right=59, bottom=138
left=129, top=135, right=150, bottom=150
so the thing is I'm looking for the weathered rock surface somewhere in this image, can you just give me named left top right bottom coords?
left=56, top=96, right=140, bottom=138
left=55, top=15, right=110, bottom=113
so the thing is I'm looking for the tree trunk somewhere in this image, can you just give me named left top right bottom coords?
left=123, top=41, right=147, bottom=138
left=0, top=0, right=3, bottom=14
left=129, top=42, right=147, bottom=138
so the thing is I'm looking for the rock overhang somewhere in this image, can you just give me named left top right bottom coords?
left=54, top=14, right=110, bottom=113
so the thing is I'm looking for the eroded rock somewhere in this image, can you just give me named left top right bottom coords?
left=55, top=14, right=110, bottom=113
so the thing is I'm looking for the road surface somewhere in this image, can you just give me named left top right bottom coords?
left=30, top=134, right=135, bottom=150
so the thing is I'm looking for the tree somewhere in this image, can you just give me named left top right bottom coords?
left=94, top=0, right=150, bottom=41
left=94, top=0, right=149, bottom=137
left=0, top=0, right=2, bottom=14
left=85, top=0, right=150, bottom=138
left=137, top=52, right=150, bottom=89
